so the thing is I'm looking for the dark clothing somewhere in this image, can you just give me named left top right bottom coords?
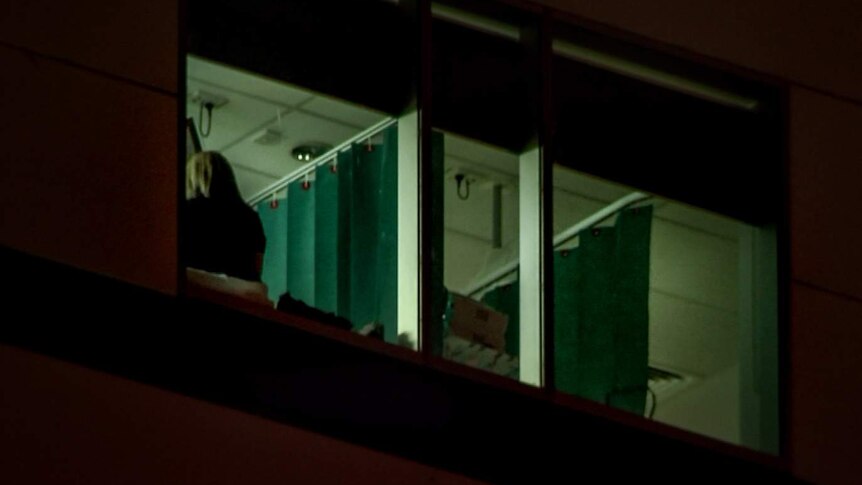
left=184, top=198, right=266, bottom=281
left=276, top=292, right=354, bottom=331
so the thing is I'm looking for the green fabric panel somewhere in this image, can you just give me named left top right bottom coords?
left=257, top=199, right=288, bottom=303
left=377, top=125, right=399, bottom=343
left=314, top=162, right=340, bottom=315
left=349, top=142, right=379, bottom=329
left=286, top=179, right=315, bottom=306
left=481, top=281, right=520, bottom=356
left=555, top=228, right=618, bottom=404
left=607, top=206, right=652, bottom=414
left=336, top=149, right=354, bottom=321
left=430, top=130, right=446, bottom=355
left=554, top=206, right=652, bottom=414
left=349, top=125, right=398, bottom=341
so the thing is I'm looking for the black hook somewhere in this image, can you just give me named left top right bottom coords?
left=198, top=101, right=214, bottom=138
left=455, top=174, right=470, bottom=200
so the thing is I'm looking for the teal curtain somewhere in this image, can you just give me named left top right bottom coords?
left=349, top=126, right=398, bottom=342
left=608, top=206, right=652, bottom=412
left=255, top=123, right=402, bottom=344
left=555, top=228, right=618, bottom=404
left=451, top=205, right=651, bottom=414
left=257, top=199, right=288, bottom=303
left=286, top=179, right=316, bottom=306
left=336, top=150, right=354, bottom=320
left=314, top=159, right=351, bottom=316
left=555, top=206, right=652, bottom=414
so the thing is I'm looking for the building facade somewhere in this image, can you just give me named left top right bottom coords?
left=1, top=1, right=860, bottom=483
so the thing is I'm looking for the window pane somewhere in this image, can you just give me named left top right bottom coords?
left=551, top=22, right=780, bottom=453
left=185, top=0, right=418, bottom=348
left=429, top=1, right=540, bottom=384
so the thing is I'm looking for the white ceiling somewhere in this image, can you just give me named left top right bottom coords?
left=186, top=54, right=748, bottom=433
left=186, top=55, right=386, bottom=199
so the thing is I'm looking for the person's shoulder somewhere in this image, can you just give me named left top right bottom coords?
left=234, top=202, right=264, bottom=230
left=241, top=203, right=266, bottom=246
left=237, top=202, right=261, bottom=222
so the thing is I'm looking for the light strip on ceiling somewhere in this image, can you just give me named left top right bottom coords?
left=431, top=3, right=520, bottom=41
left=432, top=5, right=757, bottom=111
left=554, top=40, right=760, bottom=111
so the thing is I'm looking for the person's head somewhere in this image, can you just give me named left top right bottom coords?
left=186, top=151, right=243, bottom=202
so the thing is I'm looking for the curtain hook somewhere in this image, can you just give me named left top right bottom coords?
left=330, top=158, right=338, bottom=173
left=455, top=174, right=470, bottom=200
left=269, top=191, right=279, bottom=209
left=198, top=101, right=214, bottom=138
left=302, top=173, right=311, bottom=190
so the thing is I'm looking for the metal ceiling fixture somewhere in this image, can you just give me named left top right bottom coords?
left=292, top=142, right=332, bottom=163
left=189, top=90, right=229, bottom=138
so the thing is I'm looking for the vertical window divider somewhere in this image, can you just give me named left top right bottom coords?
left=517, top=10, right=554, bottom=389
left=418, top=0, right=436, bottom=359
left=538, top=10, right=555, bottom=393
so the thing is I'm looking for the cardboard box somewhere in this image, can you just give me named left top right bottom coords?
left=448, top=293, right=508, bottom=352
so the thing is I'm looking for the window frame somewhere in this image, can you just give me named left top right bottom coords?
left=179, top=0, right=790, bottom=466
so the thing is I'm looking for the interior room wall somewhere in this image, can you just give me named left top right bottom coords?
left=653, top=364, right=741, bottom=444
left=443, top=176, right=520, bottom=293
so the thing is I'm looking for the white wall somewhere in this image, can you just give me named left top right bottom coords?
left=654, top=364, right=741, bottom=445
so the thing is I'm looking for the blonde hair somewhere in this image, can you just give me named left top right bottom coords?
left=186, top=151, right=213, bottom=199
left=186, top=151, right=242, bottom=202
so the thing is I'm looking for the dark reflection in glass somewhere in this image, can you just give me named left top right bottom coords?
left=185, top=0, right=418, bottom=348
left=189, top=0, right=416, bottom=115
left=551, top=20, right=781, bottom=453
left=429, top=1, right=541, bottom=384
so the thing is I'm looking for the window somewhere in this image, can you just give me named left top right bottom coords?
left=549, top=20, right=781, bottom=452
left=183, top=0, right=783, bottom=456
left=184, top=0, right=419, bottom=348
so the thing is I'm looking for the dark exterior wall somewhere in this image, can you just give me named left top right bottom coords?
left=788, top=89, right=862, bottom=484
left=0, top=1, right=178, bottom=295
left=0, top=344, right=485, bottom=485
left=0, top=1, right=178, bottom=93
left=789, top=89, right=862, bottom=300
left=790, top=284, right=862, bottom=484
left=535, top=0, right=862, bottom=103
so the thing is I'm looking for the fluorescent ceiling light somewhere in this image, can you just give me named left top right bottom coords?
left=554, top=40, right=760, bottom=111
